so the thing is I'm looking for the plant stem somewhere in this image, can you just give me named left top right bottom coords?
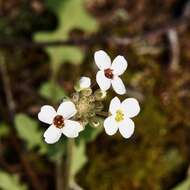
left=56, top=157, right=64, bottom=190
left=96, top=111, right=109, bottom=117
left=64, top=139, right=74, bottom=190
left=55, top=139, right=74, bottom=190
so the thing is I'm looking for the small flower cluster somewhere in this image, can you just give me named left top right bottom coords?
left=38, top=50, right=140, bottom=144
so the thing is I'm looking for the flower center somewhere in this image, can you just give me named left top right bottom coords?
left=53, top=115, right=64, bottom=128
left=115, top=110, right=124, bottom=122
left=104, top=68, right=114, bottom=79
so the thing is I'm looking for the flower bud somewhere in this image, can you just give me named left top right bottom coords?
left=94, top=89, right=107, bottom=101
left=88, top=111, right=95, bottom=118
left=88, top=95, right=95, bottom=102
left=95, top=101, right=104, bottom=111
left=90, top=118, right=101, bottom=128
left=71, top=92, right=79, bottom=103
left=79, top=76, right=91, bottom=89
left=81, top=88, right=92, bottom=97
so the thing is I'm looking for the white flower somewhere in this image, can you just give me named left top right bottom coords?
left=79, top=76, right=91, bottom=89
left=38, top=101, right=83, bottom=144
left=94, top=50, right=127, bottom=95
left=104, top=97, right=140, bottom=139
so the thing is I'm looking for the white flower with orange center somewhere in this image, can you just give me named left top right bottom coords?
left=94, top=50, right=127, bottom=95
left=38, top=101, right=83, bottom=144
left=104, top=97, right=140, bottom=138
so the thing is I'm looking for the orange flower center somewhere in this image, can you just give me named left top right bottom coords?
left=53, top=115, right=64, bottom=128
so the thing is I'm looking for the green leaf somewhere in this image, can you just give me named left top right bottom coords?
left=172, top=178, right=190, bottom=190
left=0, top=171, right=28, bottom=190
left=39, top=81, right=67, bottom=102
left=35, top=0, right=98, bottom=68
left=0, top=123, right=10, bottom=137
left=70, top=140, right=87, bottom=182
left=77, top=123, right=103, bottom=144
left=14, top=114, right=47, bottom=154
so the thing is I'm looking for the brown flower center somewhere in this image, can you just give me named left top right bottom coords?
left=53, top=115, right=64, bottom=128
left=104, top=68, right=114, bottom=79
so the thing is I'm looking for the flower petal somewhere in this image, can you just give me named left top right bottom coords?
left=109, top=97, right=121, bottom=115
left=57, top=101, right=77, bottom=119
left=94, top=50, right=111, bottom=70
left=38, top=105, right=56, bottom=124
left=104, top=116, right=118, bottom=136
left=62, top=120, right=83, bottom=138
left=79, top=76, right=91, bottom=89
left=111, top=56, right=128, bottom=76
left=121, top=98, right=140, bottom=118
left=43, top=125, right=62, bottom=144
left=96, top=70, right=111, bottom=91
left=118, top=118, right=135, bottom=139
left=111, top=76, right=126, bottom=95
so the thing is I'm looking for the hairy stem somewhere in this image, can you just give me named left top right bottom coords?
left=96, top=111, right=109, bottom=117
left=64, top=139, right=74, bottom=190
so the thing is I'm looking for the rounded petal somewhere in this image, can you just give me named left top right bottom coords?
left=109, top=97, right=121, bottom=115
left=57, top=101, right=77, bottom=119
left=94, top=50, right=111, bottom=70
left=121, top=98, right=140, bottom=118
left=79, top=76, right=91, bottom=89
left=38, top=105, right=56, bottom=124
left=43, top=125, right=62, bottom=144
left=96, top=70, right=111, bottom=91
left=62, top=120, right=83, bottom=138
left=104, top=116, right=118, bottom=136
left=111, top=76, right=126, bottom=95
left=111, top=56, right=128, bottom=76
left=118, top=118, right=135, bottom=139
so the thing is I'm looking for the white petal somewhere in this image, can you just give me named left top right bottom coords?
left=121, top=98, right=140, bottom=118
left=38, top=105, right=56, bottom=124
left=96, top=70, right=111, bottom=91
left=104, top=116, right=118, bottom=136
left=111, top=76, right=126, bottom=95
left=62, top=120, right=83, bottom=138
left=43, top=125, right=62, bottom=144
left=94, top=50, right=111, bottom=70
left=118, top=118, right=135, bottom=139
left=111, top=56, right=128, bottom=76
left=109, top=97, right=121, bottom=115
left=57, top=101, right=77, bottom=119
left=79, top=76, right=91, bottom=89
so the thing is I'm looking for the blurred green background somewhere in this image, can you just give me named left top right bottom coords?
left=0, top=0, right=190, bottom=190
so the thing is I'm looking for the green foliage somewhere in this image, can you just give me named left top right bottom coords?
left=47, top=139, right=67, bottom=162
left=14, top=114, right=47, bottom=154
left=35, top=0, right=98, bottom=68
left=0, top=123, right=10, bottom=138
left=72, top=123, right=102, bottom=182
left=39, top=81, right=67, bottom=102
left=0, top=171, right=28, bottom=190
left=77, top=123, right=103, bottom=144
left=172, top=178, right=190, bottom=190
left=71, top=140, right=87, bottom=182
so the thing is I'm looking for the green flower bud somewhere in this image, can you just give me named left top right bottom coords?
left=88, top=111, right=95, bottom=118
left=71, top=92, right=79, bottom=103
left=94, top=89, right=107, bottom=101
left=88, top=95, right=95, bottom=102
left=80, top=96, right=88, bottom=103
left=81, top=87, right=92, bottom=97
left=90, top=118, right=101, bottom=128
left=95, top=101, right=104, bottom=111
